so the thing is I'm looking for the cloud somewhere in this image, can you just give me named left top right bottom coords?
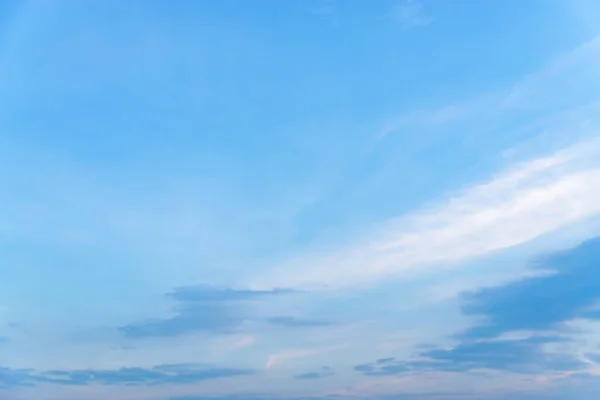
left=170, top=396, right=331, bottom=400
left=260, top=138, right=600, bottom=290
left=355, top=237, right=600, bottom=375
left=501, top=34, right=600, bottom=111
left=0, top=363, right=254, bottom=389
left=265, top=345, right=345, bottom=369
left=354, top=358, right=409, bottom=376
left=266, top=316, right=335, bottom=328
left=294, top=372, right=323, bottom=380
left=169, top=396, right=544, bottom=400
left=587, top=353, right=600, bottom=363
left=416, top=337, right=584, bottom=373
left=393, top=0, right=432, bottom=27
left=228, top=335, right=256, bottom=351
left=0, top=367, right=35, bottom=389
left=378, top=34, right=600, bottom=142
left=250, top=33, right=600, bottom=291
left=170, top=388, right=600, bottom=400
left=120, top=286, right=299, bottom=338
left=168, top=287, right=296, bottom=303
left=294, top=367, right=334, bottom=380
left=120, top=285, right=333, bottom=339
left=458, top=237, right=600, bottom=339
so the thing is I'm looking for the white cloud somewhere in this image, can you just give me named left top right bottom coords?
left=501, top=34, right=600, bottom=110
left=256, top=135, right=600, bottom=290
left=252, top=33, right=600, bottom=291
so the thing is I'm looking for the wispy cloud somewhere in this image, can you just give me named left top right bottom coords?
left=294, top=366, right=334, bottom=380
left=265, top=345, right=345, bottom=369
left=501, top=34, right=600, bottom=111
left=119, top=286, right=298, bottom=338
left=376, top=33, right=600, bottom=153
left=246, top=33, right=600, bottom=291
left=266, top=316, right=335, bottom=328
left=227, top=335, right=256, bottom=352
left=260, top=138, right=600, bottom=289
left=0, top=363, right=254, bottom=389
left=119, top=286, right=333, bottom=339
left=248, top=34, right=600, bottom=291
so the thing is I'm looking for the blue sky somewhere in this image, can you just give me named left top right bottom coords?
left=2, top=0, right=600, bottom=399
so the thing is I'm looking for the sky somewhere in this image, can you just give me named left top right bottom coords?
left=1, top=0, right=600, bottom=399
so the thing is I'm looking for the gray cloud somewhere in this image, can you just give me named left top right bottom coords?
left=120, top=286, right=298, bottom=338
left=294, top=367, right=334, bottom=380
left=266, top=316, right=335, bottom=328
left=0, top=363, right=254, bottom=389
left=355, top=237, right=600, bottom=375
left=120, top=286, right=332, bottom=339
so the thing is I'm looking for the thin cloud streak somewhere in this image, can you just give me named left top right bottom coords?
left=258, top=137, right=600, bottom=290
left=377, top=33, right=600, bottom=142
left=265, top=345, right=346, bottom=370
left=248, top=32, right=600, bottom=291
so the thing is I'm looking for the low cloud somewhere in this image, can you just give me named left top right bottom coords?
left=0, top=363, right=254, bottom=389
left=120, top=286, right=331, bottom=338
left=294, top=367, right=334, bottom=380
left=266, top=316, right=335, bottom=328
left=355, top=237, right=600, bottom=375
left=120, top=286, right=294, bottom=338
